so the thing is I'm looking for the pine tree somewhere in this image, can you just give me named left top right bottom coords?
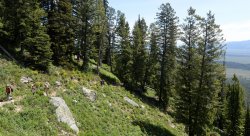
left=176, top=7, right=200, bottom=135
left=114, top=12, right=132, bottom=85
left=1, top=0, right=52, bottom=71
left=0, top=0, right=7, bottom=44
left=156, top=3, right=178, bottom=109
left=47, top=0, right=74, bottom=67
left=244, top=105, right=250, bottom=136
left=2, top=0, right=32, bottom=55
left=103, top=0, right=109, bottom=14
left=93, top=0, right=107, bottom=74
left=144, top=23, right=160, bottom=90
left=104, top=6, right=116, bottom=71
left=75, top=0, right=96, bottom=71
left=227, top=74, right=245, bottom=136
left=214, top=51, right=227, bottom=132
left=0, top=0, right=4, bottom=36
left=23, top=0, right=52, bottom=71
left=192, top=11, right=225, bottom=135
left=131, top=17, right=148, bottom=91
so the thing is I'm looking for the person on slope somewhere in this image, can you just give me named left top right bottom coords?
left=5, top=84, right=14, bottom=100
left=31, top=84, right=36, bottom=95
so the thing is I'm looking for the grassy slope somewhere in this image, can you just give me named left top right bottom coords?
left=0, top=56, right=186, bottom=136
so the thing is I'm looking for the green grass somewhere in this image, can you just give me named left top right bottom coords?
left=0, top=55, right=186, bottom=136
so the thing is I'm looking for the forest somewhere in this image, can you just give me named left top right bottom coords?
left=0, top=0, right=249, bottom=135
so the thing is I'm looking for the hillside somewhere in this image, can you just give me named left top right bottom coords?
left=0, top=55, right=186, bottom=136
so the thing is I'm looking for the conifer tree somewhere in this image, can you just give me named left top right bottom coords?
left=103, top=0, right=109, bottom=14
left=23, top=0, right=52, bottom=71
left=144, top=23, right=160, bottom=90
left=104, top=6, right=116, bottom=71
left=94, top=0, right=107, bottom=74
left=227, top=74, right=245, bottom=136
left=214, top=51, right=227, bottom=132
left=0, top=0, right=7, bottom=45
left=75, top=0, right=96, bottom=71
left=176, top=7, right=200, bottom=135
left=2, top=0, right=31, bottom=55
left=114, top=12, right=132, bottom=85
left=131, top=17, right=148, bottom=91
left=47, top=0, right=74, bottom=67
left=244, top=106, right=250, bottom=136
left=156, top=3, right=178, bottom=109
left=0, top=0, right=4, bottom=36
left=192, top=11, right=225, bottom=135
left=1, top=0, right=52, bottom=71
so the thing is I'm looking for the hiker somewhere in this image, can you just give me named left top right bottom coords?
left=5, top=84, right=13, bottom=100
left=31, top=84, right=36, bottom=95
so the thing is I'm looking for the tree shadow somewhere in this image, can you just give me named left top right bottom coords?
left=133, top=120, right=176, bottom=136
left=0, top=51, right=13, bottom=61
left=124, top=85, right=161, bottom=109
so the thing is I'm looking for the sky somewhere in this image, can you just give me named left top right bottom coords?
left=109, top=0, right=250, bottom=42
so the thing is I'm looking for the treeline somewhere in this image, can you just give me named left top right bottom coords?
left=0, top=0, right=249, bottom=135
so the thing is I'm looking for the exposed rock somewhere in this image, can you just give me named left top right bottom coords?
left=141, top=105, right=145, bottom=109
left=168, top=120, right=176, bottom=128
left=124, top=97, right=139, bottom=107
left=71, top=77, right=79, bottom=83
left=82, top=87, right=96, bottom=102
left=45, top=82, right=50, bottom=88
left=59, top=130, right=75, bottom=136
left=55, top=81, right=62, bottom=87
left=50, top=97, right=79, bottom=134
left=20, top=76, right=33, bottom=84
left=73, top=99, right=78, bottom=104
left=43, top=92, right=48, bottom=96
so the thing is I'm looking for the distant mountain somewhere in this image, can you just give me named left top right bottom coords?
left=223, top=61, right=250, bottom=70
left=226, top=40, right=250, bottom=56
left=224, top=40, right=250, bottom=64
left=227, top=40, right=250, bottom=49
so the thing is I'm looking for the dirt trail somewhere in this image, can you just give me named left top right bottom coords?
left=0, top=96, right=23, bottom=108
left=0, top=100, right=14, bottom=107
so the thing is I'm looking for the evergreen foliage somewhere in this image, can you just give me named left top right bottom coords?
left=145, top=23, right=160, bottom=90
left=93, top=0, right=107, bottom=74
left=131, top=17, right=148, bottom=91
left=214, top=51, right=227, bottom=132
left=156, top=3, right=178, bottom=109
left=227, top=75, right=245, bottom=136
left=47, top=0, right=74, bottom=67
left=176, top=8, right=225, bottom=135
left=0, top=0, right=5, bottom=37
left=22, top=0, right=52, bottom=71
left=114, top=12, right=132, bottom=85
left=176, top=7, right=200, bottom=135
left=75, top=0, right=96, bottom=71
left=1, top=1, right=243, bottom=135
left=104, top=6, right=116, bottom=71
left=2, top=0, right=30, bottom=54
left=244, top=106, right=250, bottom=136
left=1, top=0, right=52, bottom=71
left=191, top=11, right=224, bottom=135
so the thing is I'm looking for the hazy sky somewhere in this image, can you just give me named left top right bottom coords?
left=109, top=0, right=250, bottom=42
